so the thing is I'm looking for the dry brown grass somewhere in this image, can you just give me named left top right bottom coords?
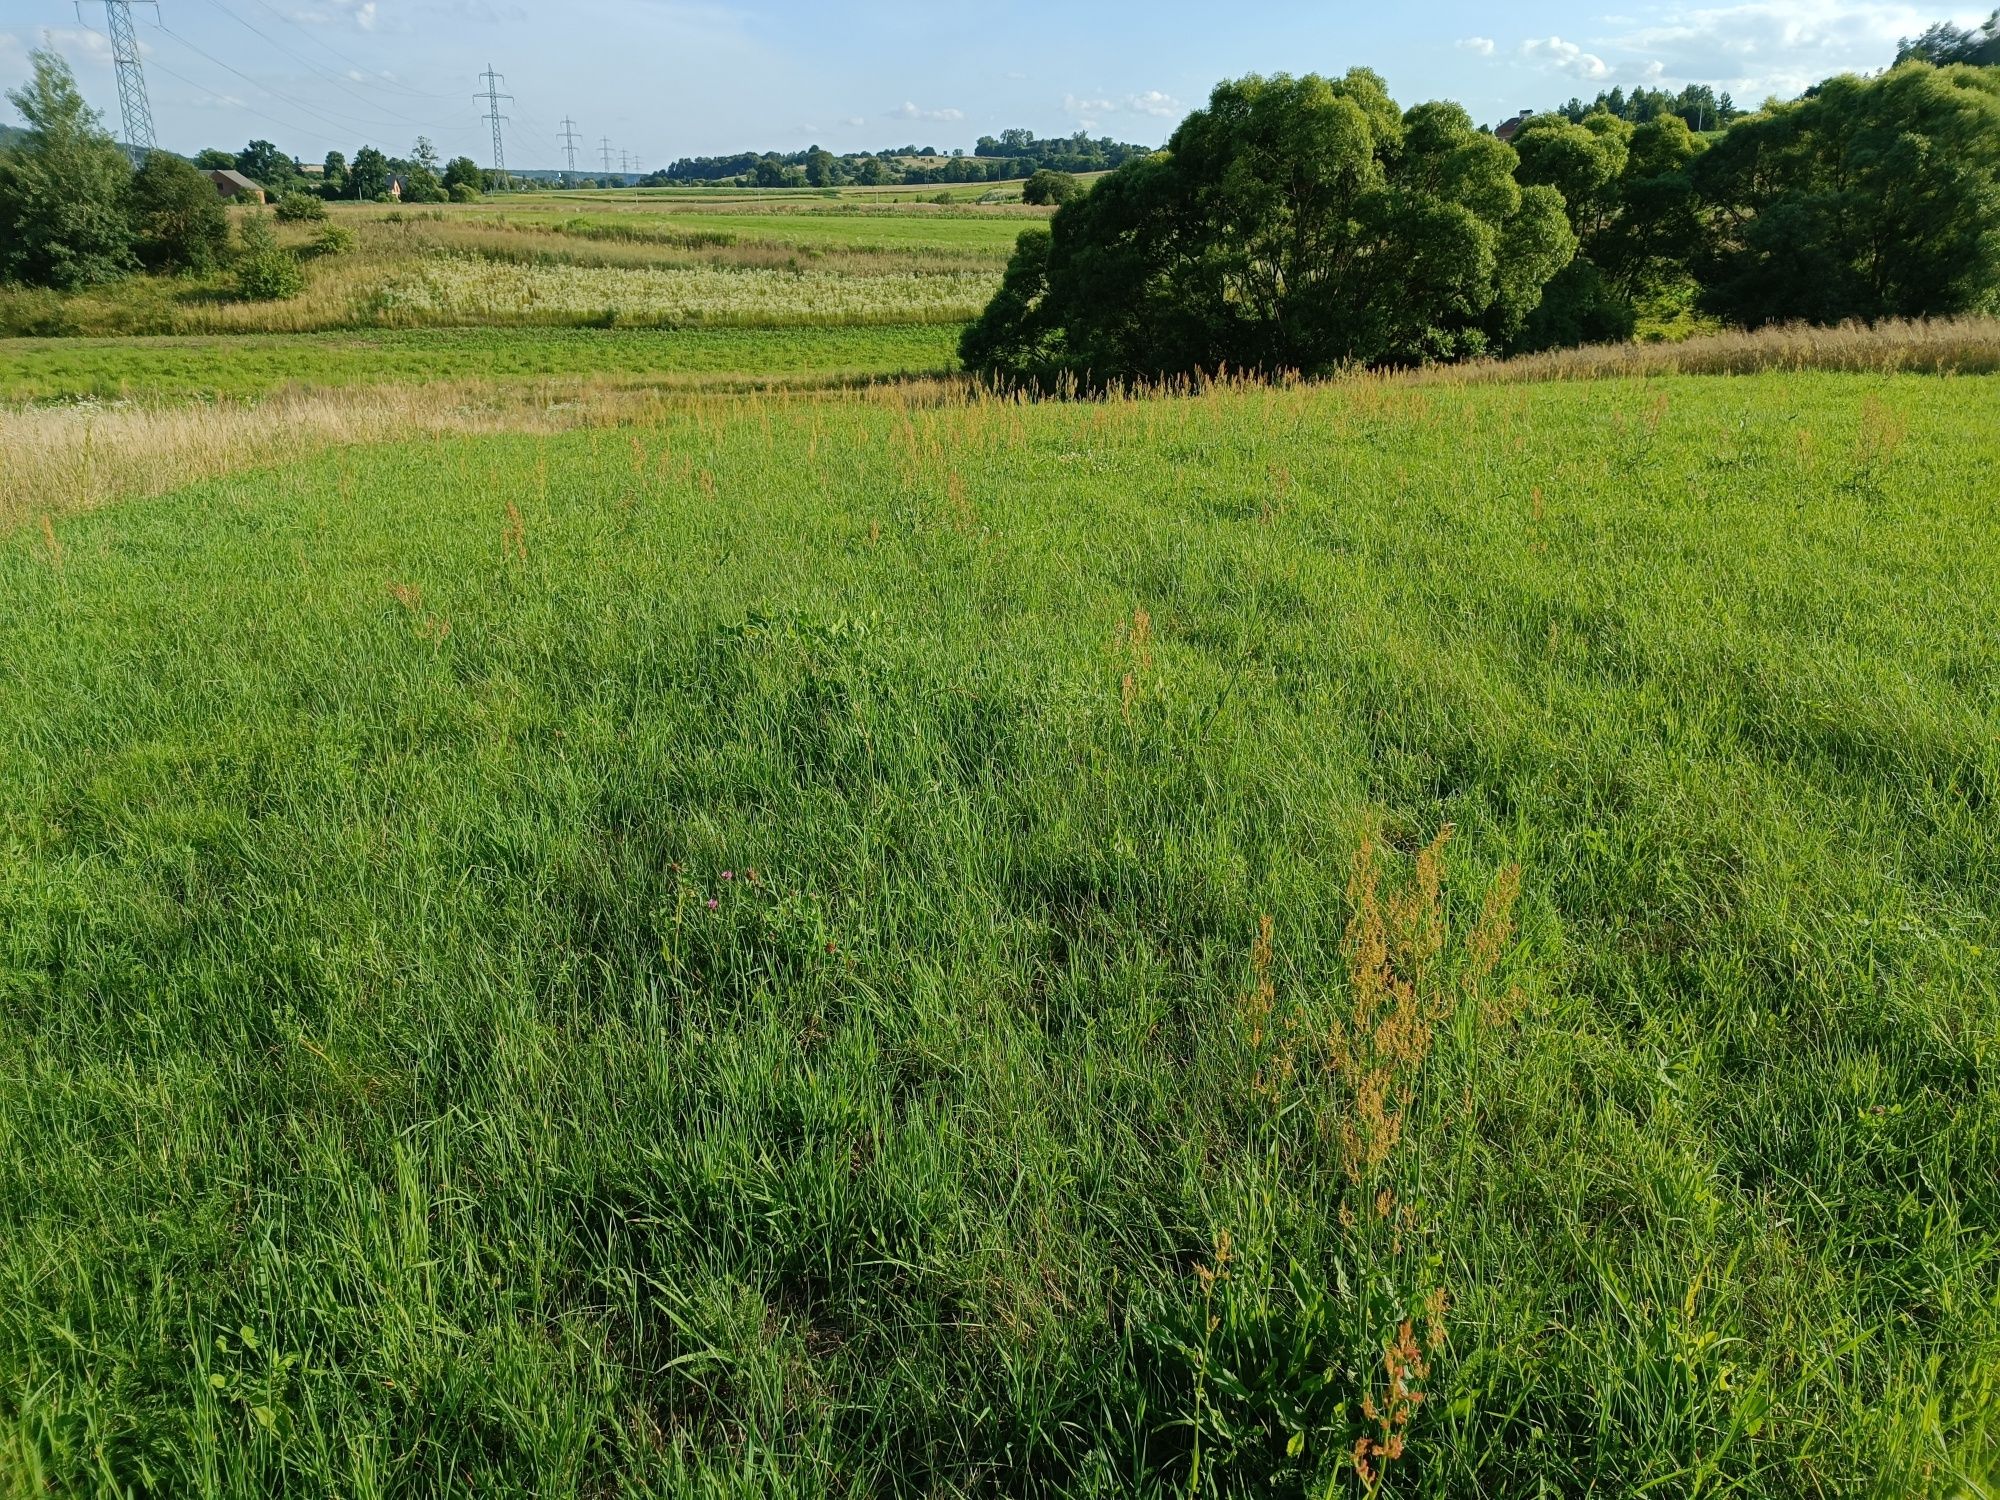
left=0, top=376, right=966, bottom=529
left=1412, top=315, right=2000, bottom=384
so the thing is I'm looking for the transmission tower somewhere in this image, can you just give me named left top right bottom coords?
left=558, top=116, right=581, bottom=181
left=477, top=65, right=512, bottom=188
left=600, top=136, right=614, bottom=174
left=619, top=149, right=630, bottom=175
left=91, top=0, right=158, bottom=153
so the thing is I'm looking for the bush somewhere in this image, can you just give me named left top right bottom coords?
left=129, top=150, right=228, bottom=274
left=273, top=192, right=328, bottom=224
left=233, top=216, right=305, bottom=300
left=0, top=285, right=83, bottom=337
left=448, top=183, right=481, bottom=204
left=1021, top=169, right=1081, bottom=206
left=306, top=222, right=356, bottom=258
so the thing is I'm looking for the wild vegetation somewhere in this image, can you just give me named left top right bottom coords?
left=962, top=62, right=2000, bottom=386
left=2, top=370, right=1995, bottom=1497
left=4, top=14, right=1999, bottom=1497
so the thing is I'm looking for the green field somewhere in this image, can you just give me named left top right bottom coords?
left=0, top=193, right=1029, bottom=339
left=486, top=206, right=1049, bottom=254
left=2, top=373, right=1994, bottom=1496
left=0, top=325, right=963, bottom=402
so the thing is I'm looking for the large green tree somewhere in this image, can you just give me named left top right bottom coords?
left=962, top=71, right=1576, bottom=385
left=1695, top=62, right=2000, bottom=326
left=1898, top=10, right=2000, bottom=66
left=1511, top=111, right=1707, bottom=348
left=234, top=139, right=298, bottom=192
left=347, top=145, right=392, bottom=201
left=0, top=50, right=135, bottom=289
left=442, top=155, right=482, bottom=195
left=128, top=148, right=229, bottom=273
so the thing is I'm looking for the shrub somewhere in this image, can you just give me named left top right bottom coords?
left=448, top=183, right=481, bottom=204
left=233, top=216, right=305, bottom=300
left=273, top=192, right=328, bottom=224
left=306, top=222, right=356, bottom=258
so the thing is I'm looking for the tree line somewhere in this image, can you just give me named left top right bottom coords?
left=963, top=56, right=2000, bottom=386
left=1550, top=83, right=1743, bottom=132
left=0, top=52, right=367, bottom=304
left=191, top=138, right=490, bottom=204
left=656, top=130, right=1155, bottom=188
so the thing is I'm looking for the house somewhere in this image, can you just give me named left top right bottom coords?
left=207, top=168, right=266, bottom=203
left=1494, top=110, right=1535, bottom=143
left=386, top=174, right=405, bottom=201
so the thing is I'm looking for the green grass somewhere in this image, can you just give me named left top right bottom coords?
left=1, top=375, right=1995, bottom=1497
left=0, top=325, right=965, bottom=402
left=493, top=208, right=1043, bottom=254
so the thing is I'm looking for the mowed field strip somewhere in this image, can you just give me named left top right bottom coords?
left=0, top=325, right=965, bottom=403
left=2, top=370, right=1995, bottom=1495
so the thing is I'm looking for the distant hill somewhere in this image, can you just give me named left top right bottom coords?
left=0, top=123, right=27, bottom=151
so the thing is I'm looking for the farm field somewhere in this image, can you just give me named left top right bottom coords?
left=0, top=191, right=1035, bottom=339
left=0, top=325, right=963, bottom=402
left=1, top=370, right=1994, bottom=1496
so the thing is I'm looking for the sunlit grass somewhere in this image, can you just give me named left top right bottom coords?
left=371, top=256, right=996, bottom=328
left=0, top=324, right=962, bottom=403
left=1, top=371, right=1994, bottom=1496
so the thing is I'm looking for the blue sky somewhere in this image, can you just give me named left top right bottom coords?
left=1, top=1, right=1986, bottom=166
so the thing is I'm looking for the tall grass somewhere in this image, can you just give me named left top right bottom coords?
left=1, top=371, right=1995, bottom=1496
left=1425, top=315, right=2000, bottom=381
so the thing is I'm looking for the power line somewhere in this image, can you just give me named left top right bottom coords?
left=141, top=52, right=341, bottom=145
left=600, top=135, right=614, bottom=174
left=72, top=3, right=457, bottom=154
left=191, top=0, right=453, bottom=131
left=232, top=0, right=463, bottom=101
left=154, top=19, right=456, bottom=141
left=478, top=64, right=511, bottom=186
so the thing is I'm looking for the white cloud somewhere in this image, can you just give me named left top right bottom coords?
left=29, top=26, right=125, bottom=69
left=1124, top=89, right=1182, bottom=118
left=1606, top=1, right=1960, bottom=99
left=1457, top=36, right=1497, bottom=56
left=841, top=115, right=866, bottom=127
left=892, top=100, right=964, bottom=122
left=1064, top=93, right=1114, bottom=115
left=1522, top=35, right=1612, bottom=80
left=288, top=0, right=378, bottom=29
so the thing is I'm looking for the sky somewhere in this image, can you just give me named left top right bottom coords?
left=0, top=1, right=1988, bottom=168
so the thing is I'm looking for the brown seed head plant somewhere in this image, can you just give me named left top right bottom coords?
left=1222, top=825, right=1521, bottom=1493
left=1116, top=608, right=1155, bottom=724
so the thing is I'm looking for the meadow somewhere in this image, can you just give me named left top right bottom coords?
left=0, top=191, right=1035, bottom=339
left=0, top=325, right=963, bottom=403
left=1, top=368, right=1995, bottom=1497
